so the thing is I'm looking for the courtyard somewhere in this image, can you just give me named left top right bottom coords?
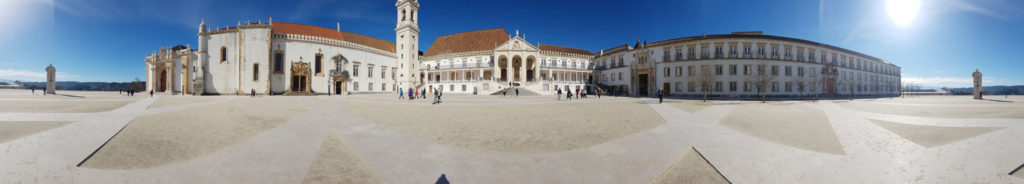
left=1, top=89, right=1023, bottom=183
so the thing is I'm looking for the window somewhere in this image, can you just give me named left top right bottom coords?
left=729, top=81, right=737, bottom=92
left=253, top=64, right=259, bottom=80
left=315, top=53, right=323, bottom=74
left=798, top=67, right=805, bottom=77
left=758, top=46, right=766, bottom=57
left=715, top=65, right=723, bottom=75
left=729, top=65, right=737, bottom=75
left=676, top=67, right=683, bottom=76
left=701, top=47, right=709, bottom=58
left=220, top=47, right=227, bottom=62
left=797, top=50, right=804, bottom=61
left=743, top=65, right=751, bottom=75
left=353, top=82, right=359, bottom=91
left=743, top=46, right=751, bottom=56
left=382, top=83, right=387, bottom=91
left=714, top=46, right=723, bottom=57
left=618, top=72, right=622, bottom=80
left=664, top=67, right=670, bottom=77
left=688, top=66, right=695, bottom=76
left=663, top=49, right=670, bottom=61
left=352, top=63, right=360, bottom=77
left=771, top=47, right=778, bottom=58
left=688, top=81, right=696, bottom=92
left=688, top=48, right=696, bottom=59
left=381, top=67, right=386, bottom=79
left=729, top=46, right=737, bottom=56
left=772, top=82, right=779, bottom=92
left=771, top=65, right=779, bottom=76
left=715, top=81, right=723, bottom=92
left=675, top=82, right=683, bottom=92
left=785, top=82, right=792, bottom=92
left=785, top=66, right=792, bottom=76
left=368, top=65, right=374, bottom=78
left=744, top=82, right=751, bottom=92
left=809, top=51, right=816, bottom=62
left=369, top=82, right=374, bottom=91
left=274, top=52, right=283, bottom=72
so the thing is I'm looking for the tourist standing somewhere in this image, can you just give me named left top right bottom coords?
left=557, top=89, right=562, bottom=101
left=503, top=89, right=507, bottom=97
left=575, top=88, right=580, bottom=99
left=515, top=88, right=519, bottom=96
left=31, top=87, right=35, bottom=94
left=433, top=88, right=439, bottom=104
left=251, top=89, right=255, bottom=98
left=421, top=88, right=426, bottom=99
left=438, top=89, right=443, bottom=103
left=657, top=88, right=664, bottom=104
left=567, top=90, right=573, bottom=101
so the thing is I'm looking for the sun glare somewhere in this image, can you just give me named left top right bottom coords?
left=887, top=0, right=921, bottom=26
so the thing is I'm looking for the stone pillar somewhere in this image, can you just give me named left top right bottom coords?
left=45, top=64, right=56, bottom=94
left=973, top=69, right=983, bottom=100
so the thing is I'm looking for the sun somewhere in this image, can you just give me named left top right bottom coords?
left=887, top=0, right=921, bottom=26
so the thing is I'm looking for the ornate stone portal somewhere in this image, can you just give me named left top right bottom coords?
left=973, top=69, right=983, bottom=100
left=287, top=61, right=312, bottom=95
left=45, top=64, right=56, bottom=94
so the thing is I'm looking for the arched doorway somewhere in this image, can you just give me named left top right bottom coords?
left=159, top=69, right=167, bottom=92
left=526, top=56, right=536, bottom=82
left=290, top=62, right=311, bottom=93
left=498, top=55, right=508, bottom=81
left=512, top=55, right=522, bottom=81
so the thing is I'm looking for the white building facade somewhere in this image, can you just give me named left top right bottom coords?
left=594, top=31, right=902, bottom=98
left=145, top=1, right=901, bottom=99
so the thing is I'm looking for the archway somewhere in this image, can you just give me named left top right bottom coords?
left=498, top=55, right=508, bottom=81
left=290, top=62, right=311, bottom=93
left=159, top=69, right=167, bottom=92
left=512, top=55, right=522, bottom=81
left=526, top=56, right=536, bottom=82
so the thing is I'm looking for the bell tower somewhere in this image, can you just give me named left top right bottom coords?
left=396, top=0, right=420, bottom=90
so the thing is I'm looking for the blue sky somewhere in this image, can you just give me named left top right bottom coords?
left=2, top=0, right=1022, bottom=88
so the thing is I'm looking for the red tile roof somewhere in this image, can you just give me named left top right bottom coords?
left=539, top=44, right=596, bottom=56
left=272, top=22, right=395, bottom=53
left=424, top=28, right=509, bottom=57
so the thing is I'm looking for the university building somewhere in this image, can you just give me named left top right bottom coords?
left=145, top=0, right=900, bottom=98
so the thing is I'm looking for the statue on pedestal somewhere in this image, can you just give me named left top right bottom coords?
left=45, top=64, right=56, bottom=95
left=972, top=69, right=982, bottom=100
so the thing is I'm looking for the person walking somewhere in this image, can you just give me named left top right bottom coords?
left=399, top=88, right=404, bottom=99
left=557, top=89, right=562, bottom=101
left=421, top=88, right=426, bottom=99
left=502, top=89, right=507, bottom=97
left=31, top=87, right=35, bottom=94
left=414, top=88, right=419, bottom=99
left=575, top=88, right=580, bottom=99
left=567, top=90, right=573, bottom=101
left=251, top=89, right=255, bottom=98
left=515, top=88, right=519, bottom=96
left=438, top=89, right=443, bottom=103
left=596, top=89, right=601, bottom=99
left=433, top=88, right=439, bottom=104
left=657, top=88, right=664, bottom=104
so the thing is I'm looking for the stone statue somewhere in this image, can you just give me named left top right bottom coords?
left=45, top=64, right=56, bottom=95
left=972, top=69, right=982, bottom=100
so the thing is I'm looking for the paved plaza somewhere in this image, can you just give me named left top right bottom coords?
left=1, top=89, right=1023, bottom=183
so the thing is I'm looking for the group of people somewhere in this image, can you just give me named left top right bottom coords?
left=399, top=87, right=444, bottom=104
left=119, top=88, right=143, bottom=97
left=556, top=88, right=599, bottom=101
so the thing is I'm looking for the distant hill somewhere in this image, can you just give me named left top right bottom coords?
left=945, top=85, right=1024, bottom=95
left=19, top=80, right=145, bottom=92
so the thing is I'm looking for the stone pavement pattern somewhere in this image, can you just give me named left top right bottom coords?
left=1, top=89, right=1023, bottom=183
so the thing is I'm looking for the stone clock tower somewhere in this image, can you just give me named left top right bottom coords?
left=395, top=0, right=420, bottom=90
